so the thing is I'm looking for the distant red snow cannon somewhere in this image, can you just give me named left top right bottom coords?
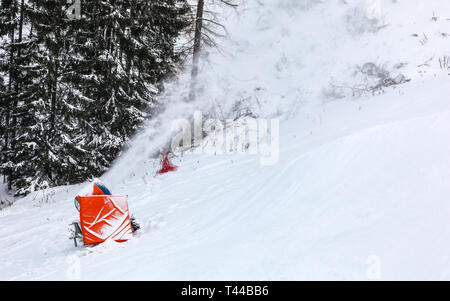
left=156, top=152, right=178, bottom=175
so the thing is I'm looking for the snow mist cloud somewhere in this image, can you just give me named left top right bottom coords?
left=170, top=111, right=280, bottom=166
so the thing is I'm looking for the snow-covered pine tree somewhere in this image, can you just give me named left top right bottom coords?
left=2, top=0, right=80, bottom=194
left=0, top=0, right=19, bottom=189
left=0, top=0, right=190, bottom=195
left=65, top=0, right=191, bottom=178
left=0, top=0, right=44, bottom=192
left=0, top=60, right=6, bottom=183
left=0, top=76, right=5, bottom=183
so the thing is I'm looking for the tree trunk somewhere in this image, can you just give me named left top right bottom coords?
left=5, top=1, right=16, bottom=190
left=10, top=0, right=25, bottom=179
left=50, top=1, right=62, bottom=134
left=189, top=0, right=204, bottom=101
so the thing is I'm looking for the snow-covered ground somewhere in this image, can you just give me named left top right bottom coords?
left=2, top=0, right=450, bottom=280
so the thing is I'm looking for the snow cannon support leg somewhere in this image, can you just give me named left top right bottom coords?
left=70, top=221, right=83, bottom=247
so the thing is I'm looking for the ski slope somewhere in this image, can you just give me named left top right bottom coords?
left=2, top=0, right=450, bottom=280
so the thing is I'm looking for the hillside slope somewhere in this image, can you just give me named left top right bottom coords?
left=1, top=0, right=450, bottom=280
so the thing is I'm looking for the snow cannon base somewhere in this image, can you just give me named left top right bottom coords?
left=76, top=195, right=133, bottom=246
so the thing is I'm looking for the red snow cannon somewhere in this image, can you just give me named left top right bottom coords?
left=75, top=195, right=133, bottom=246
left=156, top=152, right=178, bottom=175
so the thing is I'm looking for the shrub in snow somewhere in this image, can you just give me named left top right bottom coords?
left=323, top=62, right=410, bottom=99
